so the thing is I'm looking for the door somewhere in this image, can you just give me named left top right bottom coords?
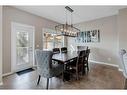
left=11, top=22, right=35, bottom=72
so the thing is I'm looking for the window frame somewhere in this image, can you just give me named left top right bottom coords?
left=42, top=28, right=64, bottom=50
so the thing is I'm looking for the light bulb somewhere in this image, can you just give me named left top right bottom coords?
left=60, top=29, right=63, bottom=31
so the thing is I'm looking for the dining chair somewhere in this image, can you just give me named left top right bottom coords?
left=35, top=49, right=64, bottom=89
left=119, top=49, right=127, bottom=89
left=67, top=50, right=85, bottom=80
left=84, top=49, right=90, bottom=72
left=52, top=48, right=60, bottom=64
left=61, top=47, right=67, bottom=53
left=77, top=46, right=88, bottom=51
left=52, top=48, right=60, bottom=54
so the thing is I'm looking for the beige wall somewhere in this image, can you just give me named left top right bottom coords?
left=118, top=8, right=127, bottom=50
left=0, top=6, right=2, bottom=84
left=3, top=6, right=58, bottom=74
left=3, top=6, right=127, bottom=74
left=67, top=15, right=120, bottom=67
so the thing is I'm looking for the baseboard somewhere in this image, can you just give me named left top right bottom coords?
left=2, top=72, right=14, bottom=77
left=118, top=68, right=123, bottom=72
left=89, top=60, right=124, bottom=73
left=89, top=60, right=119, bottom=67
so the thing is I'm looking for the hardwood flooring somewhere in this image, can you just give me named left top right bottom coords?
left=0, top=63, right=125, bottom=89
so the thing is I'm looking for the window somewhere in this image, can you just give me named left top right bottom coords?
left=43, top=29, right=64, bottom=50
left=54, top=35, right=63, bottom=48
left=43, top=33, right=54, bottom=50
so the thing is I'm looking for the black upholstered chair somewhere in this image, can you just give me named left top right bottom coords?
left=35, top=49, right=64, bottom=89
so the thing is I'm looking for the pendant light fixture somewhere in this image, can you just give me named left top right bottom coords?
left=55, top=6, right=80, bottom=37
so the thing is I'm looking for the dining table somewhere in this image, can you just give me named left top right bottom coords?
left=52, top=51, right=78, bottom=64
left=52, top=51, right=79, bottom=81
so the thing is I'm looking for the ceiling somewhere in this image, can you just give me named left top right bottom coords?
left=14, top=6, right=127, bottom=24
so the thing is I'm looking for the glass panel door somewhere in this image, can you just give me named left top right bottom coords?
left=16, top=31, right=29, bottom=65
left=11, top=22, right=35, bottom=72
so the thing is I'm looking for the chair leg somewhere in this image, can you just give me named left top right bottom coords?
left=86, top=61, right=89, bottom=71
left=82, top=65, right=85, bottom=75
left=62, top=69, right=65, bottom=82
left=84, top=64, right=87, bottom=74
left=76, top=70, right=79, bottom=80
left=37, top=75, right=41, bottom=85
left=124, top=78, right=127, bottom=89
left=87, top=63, right=89, bottom=71
left=46, top=78, right=49, bottom=89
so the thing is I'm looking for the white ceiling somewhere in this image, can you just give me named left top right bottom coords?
left=14, top=6, right=127, bottom=24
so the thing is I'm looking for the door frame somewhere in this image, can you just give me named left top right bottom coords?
left=11, top=22, right=35, bottom=72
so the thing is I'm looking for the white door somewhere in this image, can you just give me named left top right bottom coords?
left=11, top=22, right=35, bottom=72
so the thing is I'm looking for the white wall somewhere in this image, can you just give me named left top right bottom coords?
left=67, top=15, right=120, bottom=67
left=118, top=8, right=127, bottom=69
left=118, top=8, right=127, bottom=50
left=0, top=6, right=3, bottom=85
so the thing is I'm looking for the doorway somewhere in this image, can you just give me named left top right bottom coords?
left=11, top=22, right=35, bottom=72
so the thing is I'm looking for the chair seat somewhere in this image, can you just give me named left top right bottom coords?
left=51, top=64, right=64, bottom=77
left=39, top=64, right=63, bottom=78
left=67, top=58, right=77, bottom=67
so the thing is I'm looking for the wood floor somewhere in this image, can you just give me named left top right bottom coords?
left=0, top=63, right=125, bottom=89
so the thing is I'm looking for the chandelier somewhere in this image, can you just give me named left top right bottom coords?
left=55, top=6, right=80, bottom=37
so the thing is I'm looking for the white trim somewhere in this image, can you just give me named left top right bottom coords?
left=0, top=6, right=3, bottom=87
left=11, top=22, right=35, bottom=72
left=2, top=72, right=14, bottom=77
left=89, top=60, right=119, bottom=67
left=89, top=60, right=124, bottom=73
left=11, top=22, right=16, bottom=72
left=118, top=68, right=124, bottom=72
left=0, top=82, right=3, bottom=86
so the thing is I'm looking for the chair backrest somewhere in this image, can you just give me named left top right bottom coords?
left=53, top=48, right=60, bottom=54
left=85, top=49, right=90, bottom=60
left=119, top=49, right=126, bottom=65
left=61, top=47, right=67, bottom=53
left=119, top=49, right=127, bottom=78
left=76, top=50, right=86, bottom=71
left=35, top=49, right=53, bottom=77
left=77, top=46, right=88, bottom=51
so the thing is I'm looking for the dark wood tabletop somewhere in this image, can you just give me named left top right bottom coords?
left=52, top=51, right=78, bottom=63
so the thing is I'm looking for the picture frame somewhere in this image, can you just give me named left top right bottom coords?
left=76, top=29, right=100, bottom=43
